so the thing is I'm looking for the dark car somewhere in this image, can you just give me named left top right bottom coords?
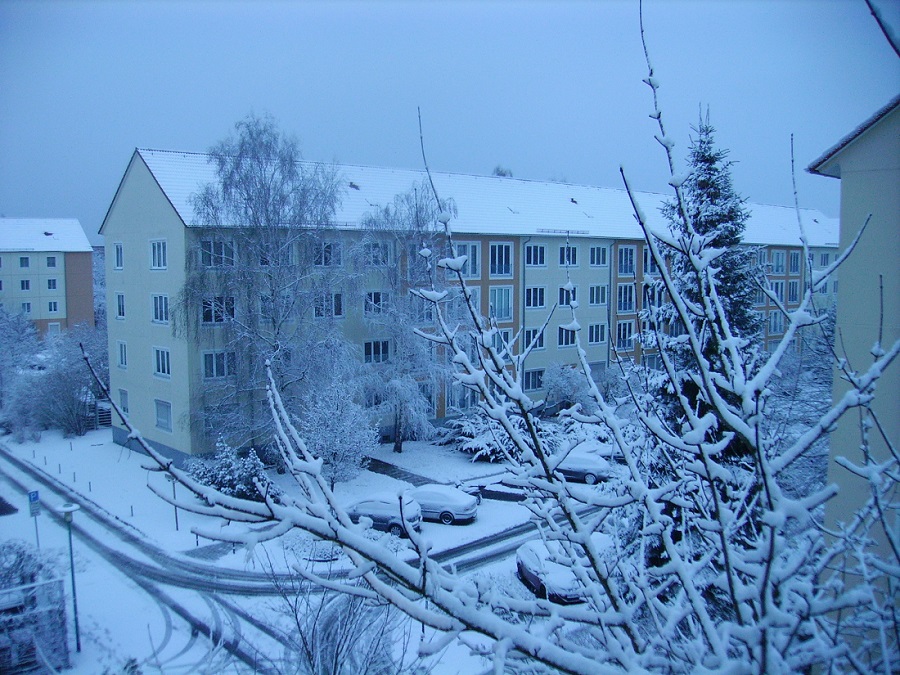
left=408, top=484, right=478, bottom=525
left=555, top=441, right=615, bottom=485
left=346, top=493, right=422, bottom=537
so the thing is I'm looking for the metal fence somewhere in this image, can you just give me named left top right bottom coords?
left=0, top=578, right=69, bottom=673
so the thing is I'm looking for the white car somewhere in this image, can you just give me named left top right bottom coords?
left=346, top=493, right=422, bottom=537
left=555, top=441, right=614, bottom=485
left=408, top=484, right=479, bottom=525
left=516, top=533, right=613, bottom=604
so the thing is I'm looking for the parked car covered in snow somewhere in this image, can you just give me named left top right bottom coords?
left=554, top=441, right=614, bottom=485
left=516, top=533, right=613, bottom=604
left=408, top=484, right=478, bottom=524
left=346, top=493, right=421, bottom=537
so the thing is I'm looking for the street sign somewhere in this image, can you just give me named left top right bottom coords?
left=29, top=490, right=40, bottom=517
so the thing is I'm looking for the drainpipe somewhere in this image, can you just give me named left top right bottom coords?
left=521, top=236, right=531, bottom=371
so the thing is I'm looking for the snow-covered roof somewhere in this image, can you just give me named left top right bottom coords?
left=136, top=148, right=839, bottom=248
left=0, top=218, right=93, bottom=253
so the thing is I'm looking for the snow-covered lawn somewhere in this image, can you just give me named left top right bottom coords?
left=0, top=428, right=533, bottom=672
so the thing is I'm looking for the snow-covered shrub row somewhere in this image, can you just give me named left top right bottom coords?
left=439, top=411, right=563, bottom=462
left=184, top=441, right=282, bottom=504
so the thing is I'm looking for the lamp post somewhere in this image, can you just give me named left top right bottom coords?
left=165, top=474, right=179, bottom=531
left=59, top=502, right=81, bottom=653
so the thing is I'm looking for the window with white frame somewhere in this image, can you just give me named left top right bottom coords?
left=757, top=249, right=768, bottom=267
left=769, top=280, right=785, bottom=303
left=150, top=240, right=167, bottom=269
left=315, top=292, right=343, bottom=318
left=19, top=256, right=29, bottom=268
left=21, top=302, right=31, bottom=314
left=114, top=243, right=124, bottom=269
left=524, top=327, right=544, bottom=350
left=119, top=389, right=129, bottom=416
left=47, top=278, right=57, bottom=290
left=820, top=252, right=830, bottom=267
left=314, top=241, right=342, bottom=267
left=448, top=383, right=478, bottom=410
left=643, top=247, right=660, bottom=275
left=559, top=245, right=577, bottom=267
left=200, top=239, right=235, bottom=267
left=117, top=341, right=127, bottom=368
left=491, top=329, right=511, bottom=355
left=525, top=286, right=545, bottom=309
left=617, top=246, right=635, bottom=275
left=365, top=291, right=390, bottom=314
left=155, top=400, right=172, bottom=432
left=364, top=241, right=391, bottom=266
left=769, top=311, right=784, bottom=335
left=116, top=293, right=125, bottom=319
left=489, top=286, right=513, bottom=320
left=489, top=243, right=513, bottom=277
left=616, top=320, right=634, bottom=350
left=46, top=256, right=56, bottom=268
left=789, top=251, right=800, bottom=274
left=558, top=326, right=577, bottom=347
left=364, top=340, right=390, bottom=363
left=203, top=351, right=236, bottom=379
left=558, top=286, right=576, bottom=307
left=588, top=323, right=606, bottom=344
left=202, top=297, right=235, bottom=323
left=20, top=280, right=29, bottom=291
left=772, top=250, right=785, bottom=274
left=453, top=242, right=480, bottom=278
left=410, top=295, right=433, bottom=323
left=152, top=294, right=169, bottom=323
left=788, top=281, right=799, bottom=303
left=154, top=347, right=171, bottom=377
left=833, top=280, right=839, bottom=294
left=524, top=369, right=544, bottom=392
left=755, top=287, right=767, bottom=306
left=617, top=284, right=635, bottom=312
left=819, top=282, right=828, bottom=295
left=525, top=244, right=545, bottom=266
left=590, top=245, right=607, bottom=266
left=48, top=301, right=58, bottom=313
left=589, top=284, right=608, bottom=306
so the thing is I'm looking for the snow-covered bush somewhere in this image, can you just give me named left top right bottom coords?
left=0, top=540, right=52, bottom=589
left=542, top=362, right=597, bottom=415
left=440, top=411, right=562, bottom=462
left=185, top=441, right=281, bottom=504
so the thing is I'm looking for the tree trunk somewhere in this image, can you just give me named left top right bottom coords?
left=393, top=408, right=403, bottom=453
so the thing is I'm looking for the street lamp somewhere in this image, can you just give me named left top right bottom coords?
left=165, top=474, right=179, bottom=531
left=59, top=502, right=81, bottom=654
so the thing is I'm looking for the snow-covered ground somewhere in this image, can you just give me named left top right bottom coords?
left=0, top=428, right=532, bottom=673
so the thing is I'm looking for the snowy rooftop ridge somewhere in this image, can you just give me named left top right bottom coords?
left=0, top=218, right=92, bottom=253
left=137, top=148, right=839, bottom=248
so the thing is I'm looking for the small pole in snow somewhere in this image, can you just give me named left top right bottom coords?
left=73, top=472, right=76, bottom=483
left=130, top=505, right=134, bottom=517
left=58, top=464, right=61, bottom=475
left=69, top=442, right=73, bottom=452
left=28, top=491, right=40, bottom=549
left=88, top=481, right=92, bottom=493
left=43, top=456, right=47, bottom=466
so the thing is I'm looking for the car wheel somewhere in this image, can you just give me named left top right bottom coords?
left=584, top=473, right=598, bottom=485
left=389, top=523, right=403, bottom=537
left=536, top=582, right=548, bottom=600
left=440, top=511, right=455, bottom=525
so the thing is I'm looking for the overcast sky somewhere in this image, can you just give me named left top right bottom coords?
left=1, top=0, right=897, bottom=245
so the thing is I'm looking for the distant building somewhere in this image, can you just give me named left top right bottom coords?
left=0, top=218, right=94, bottom=335
left=101, top=149, right=838, bottom=460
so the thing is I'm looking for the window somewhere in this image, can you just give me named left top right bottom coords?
left=489, top=243, right=512, bottom=277
left=589, top=323, right=606, bottom=344
left=589, top=285, right=607, bottom=306
left=769, top=311, right=784, bottom=335
left=117, top=341, right=127, bottom=368
left=200, top=240, right=235, bottom=267
left=410, top=295, right=433, bottom=323
left=202, top=297, right=235, bottom=323
left=757, top=249, right=768, bottom=266
left=616, top=321, right=634, bottom=350
left=617, top=246, right=635, bottom=275
left=150, top=240, right=167, bottom=269
left=48, top=301, right=58, bottom=313
left=590, top=246, right=608, bottom=266
left=491, top=329, right=512, bottom=355
left=0, top=281, right=3, bottom=290
left=525, top=286, right=545, bottom=309
left=788, top=281, right=799, bottom=303
left=617, top=284, right=635, bottom=312
left=558, top=326, right=577, bottom=347
left=820, top=252, right=830, bottom=267
left=155, top=400, right=172, bottom=432
left=364, top=340, right=390, bottom=363
left=119, top=390, right=129, bottom=416
left=20, top=280, right=30, bottom=291
left=819, top=282, right=828, bottom=295
left=453, top=242, right=480, bottom=278
left=772, top=251, right=785, bottom=274
left=21, top=302, right=31, bottom=314
left=524, top=328, right=544, bottom=350
left=46, top=256, right=56, bottom=268
left=643, top=247, right=660, bottom=275
left=315, top=292, right=344, bottom=318
left=152, top=294, right=169, bottom=323
left=364, top=241, right=391, bottom=266
left=833, top=280, right=839, bottom=294
left=19, top=256, right=29, bottom=268
left=789, top=251, right=800, bottom=274
left=114, top=243, right=123, bottom=269
left=47, top=278, right=57, bottom=290
left=558, top=286, right=577, bottom=307
left=203, top=351, right=236, bottom=379
left=365, top=291, right=390, bottom=314
left=559, top=245, right=577, bottom=267
left=116, top=293, right=125, bottom=319
left=154, top=348, right=171, bottom=377
left=489, top=286, right=513, bottom=320
left=448, top=383, right=478, bottom=411
left=769, top=280, right=785, bottom=303
left=525, top=244, right=545, bottom=266
left=314, top=241, right=342, bottom=267
left=755, top=287, right=767, bottom=306
left=524, top=369, right=544, bottom=392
